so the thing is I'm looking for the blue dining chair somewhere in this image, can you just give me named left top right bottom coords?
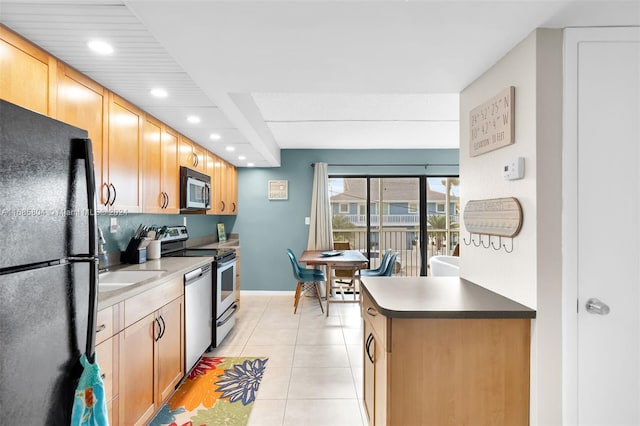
left=378, top=252, right=399, bottom=276
left=359, top=248, right=393, bottom=277
left=286, top=249, right=326, bottom=314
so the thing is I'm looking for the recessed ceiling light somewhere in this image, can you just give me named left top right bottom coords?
left=247, top=162, right=255, bottom=167
left=187, top=116, right=201, bottom=124
left=87, top=40, right=113, bottom=55
left=238, top=155, right=246, bottom=160
left=209, top=133, right=221, bottom=140
left=226, top=146, right=235, bottom=152
left=150, top=88, right=168, bottom=98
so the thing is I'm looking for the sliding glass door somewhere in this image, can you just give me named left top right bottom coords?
left=425, top=177, right=460, bottom=263
left=329, top=175, right=459, bottom=276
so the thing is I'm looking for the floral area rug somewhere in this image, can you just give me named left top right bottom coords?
left=150, top=356, right=268, bottom=426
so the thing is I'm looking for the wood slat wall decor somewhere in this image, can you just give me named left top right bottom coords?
left=463, top=197, right=523, bottom=237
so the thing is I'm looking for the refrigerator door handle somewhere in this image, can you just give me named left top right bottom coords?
left=74, top=138, right=99, bottom=363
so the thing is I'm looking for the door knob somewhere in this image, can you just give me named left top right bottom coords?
left=585, top=298, right=610, bottom=315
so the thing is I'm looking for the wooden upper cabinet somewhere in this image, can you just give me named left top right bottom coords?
left=0, top=25, right=56, bottom=116
left=55, top=64, right=107, bottom=207
left=142, top=116, right=163, bottom=213
left=161, top=127, right=179, bottom=212
left=206, top=151, right=223, bottom=215
left=226, top=164, right=238, bottom=214
left=178, top=137, right=194, bottom=169
left=206, top=155, right=238, bottom=215
left=179, top=136, right=205, bottom=173
left=142, top=115, right=179, bottom=214
left=220, top=160, right=238, bottom=215
left=192, top=144, right=206, bottom=174
left=107, top=93, right=141, bottom=212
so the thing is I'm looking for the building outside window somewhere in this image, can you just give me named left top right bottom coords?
left=329, top=176, right=460, bottom=276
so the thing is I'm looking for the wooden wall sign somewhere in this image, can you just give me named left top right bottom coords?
left=469, top=86, right=515, bottom=157
left=463, top=197, right=522, bottom=237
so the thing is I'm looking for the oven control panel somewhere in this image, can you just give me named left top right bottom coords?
left=161, top=225, right=189, bottom=242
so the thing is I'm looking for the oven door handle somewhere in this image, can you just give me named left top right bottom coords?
left=216, top=304, right=237, bottom=327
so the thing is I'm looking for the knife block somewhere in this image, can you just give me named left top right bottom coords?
left=122, top=236, right=147, bottom=264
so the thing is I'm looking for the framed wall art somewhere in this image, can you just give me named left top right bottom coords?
left=268, top=180, right=288, bottom=200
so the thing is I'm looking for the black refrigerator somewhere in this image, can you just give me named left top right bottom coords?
left=0, top=100, right=99, bottom=424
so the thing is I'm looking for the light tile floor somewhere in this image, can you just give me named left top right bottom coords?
left=205, top=293, right=367, bottom=426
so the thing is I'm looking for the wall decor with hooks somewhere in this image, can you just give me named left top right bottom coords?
left=462, top=197, right=522, bottom=253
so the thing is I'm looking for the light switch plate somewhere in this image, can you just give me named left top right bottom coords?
left=503, top=157, right=525, bottom=180
left=305, top=217, right=310, bottom=225
left=109, top=217, right=118, bottom=233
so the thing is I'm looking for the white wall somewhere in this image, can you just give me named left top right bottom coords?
left=459, top=28, right=563, bottom=425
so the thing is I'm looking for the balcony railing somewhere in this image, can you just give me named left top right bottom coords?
left=332, top=227, right=460, bottom=277
left=337, top=213, right=459, bottom=227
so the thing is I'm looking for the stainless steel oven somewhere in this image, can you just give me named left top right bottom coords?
left=214, top=255, right=237, bottom=347
left=160, top=226, right=237, bottom=350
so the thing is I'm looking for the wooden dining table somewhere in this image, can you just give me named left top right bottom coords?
left=299, top=249, right=369, bottom=315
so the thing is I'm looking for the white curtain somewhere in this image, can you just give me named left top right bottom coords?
left=307, top=162, right=334, bottom=250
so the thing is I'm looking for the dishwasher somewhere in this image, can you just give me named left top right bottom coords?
left=184, top=264, right=213, bottom=373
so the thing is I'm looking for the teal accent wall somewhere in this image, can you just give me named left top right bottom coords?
left=236, top=149, right=459, bottom=291
left=97, top=214, right=236, bottom=255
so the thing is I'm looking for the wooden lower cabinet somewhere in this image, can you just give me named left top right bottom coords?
left=119, top=295, right=184, bottom=426
left=156, top=297, right=185, bottom=403
left=119, top=312, right=156, bottom=425
left=361, top=293, right=531, bottom=426
left=95, top=305, right=119, bottom=426
left=362, top=317, right=387, bottom=426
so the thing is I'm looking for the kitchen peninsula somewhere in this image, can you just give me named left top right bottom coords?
left=360, top=276, right=535, bottom=426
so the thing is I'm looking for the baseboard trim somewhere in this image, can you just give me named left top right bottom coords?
left=240, top=290, right=296, bottom=296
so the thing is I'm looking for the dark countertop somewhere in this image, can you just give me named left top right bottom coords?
left=97, top=257, right=212, bottom=310
left=361, top=276, right=536, bottom=319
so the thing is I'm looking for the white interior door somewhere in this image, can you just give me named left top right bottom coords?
left=571, top=29, right=640, bottom=425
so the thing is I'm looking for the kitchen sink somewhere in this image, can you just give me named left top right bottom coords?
left=98, top=270, right=167, bottom=291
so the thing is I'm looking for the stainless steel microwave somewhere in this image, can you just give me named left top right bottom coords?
left=180, top=167, right=211, bottom=212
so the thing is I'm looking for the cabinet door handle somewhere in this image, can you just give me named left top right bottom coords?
left=366, top=306, right=378, bottom=317
left=232, top=202, right=236, bottom=213
left=102, top=183, right=111, bottom=206
left=193, top=153, right=198, bottom=168
left=160, top=192, right=167, bottom=209
left=100, top=373, right=106, bottom=380
left=365, top=333, right=374, bottom=363
left=109, top=183, right=117, bottom=206
left=160, top=192, right=165, bottom=209
left=159, top=315, right=166, bottom=339
left=95, top=324, right=106, bottom=333
left=154, top=317, right=162, bottom=341
left=164, top=192, right=169, bottom=209
left=221, top=201, right=226, bottom=212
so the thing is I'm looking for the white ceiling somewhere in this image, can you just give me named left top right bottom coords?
left=2, top=1, right=639, bottom=167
